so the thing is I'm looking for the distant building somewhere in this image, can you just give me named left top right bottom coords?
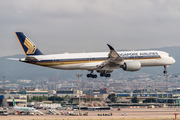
left=53, top=84, right=77, bottom=89
left=157, top=98, right=178, bottom=103
left=17, top=79, right=31, bottom=83
left=96, top=94, right=109, bottom=101
left=133, top=89, right=161, bottom=93
left=48, top=90, right=56, bottom=96
left=116, top=93, right=172, bottom=97
left=4, top=89, right=49, bottom=99
left=100, top=88, right=108, bottom=94
left=0, top=95, right=8, bottom=107
left=57, top=90, right=74, bottom=94
left=6, top=95, right=27, bottom=107
left=9, top=89, right=48, bottom=95
left=56, top=90, right=83, bottom=97
left=0, top=88, right=4, bottom=95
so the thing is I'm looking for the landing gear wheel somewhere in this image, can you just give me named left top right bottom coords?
left=105, top=74, right=111, bottom=77
left=92, top=74, right=97, bottom=78
left=163, top=71, right=167, bottom=74
left=108, top=74, right=111, bottom=77
left=100, top=73, right=105, bottom=77
left=87, top=73, right=97, bottom=78
left=87, top=74, right=92, bottom=78
left=163, top=66, right=168, bottom=74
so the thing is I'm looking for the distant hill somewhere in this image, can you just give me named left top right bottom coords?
left=0, top=46, right=180, bottom=81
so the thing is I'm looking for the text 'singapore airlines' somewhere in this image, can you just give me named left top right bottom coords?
left=15, top=32, right=175, bottom=78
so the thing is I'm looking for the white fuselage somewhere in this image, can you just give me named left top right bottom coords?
left=14, top=106, right=36, bottom=113
left=20, top=50, right=175, bottom=71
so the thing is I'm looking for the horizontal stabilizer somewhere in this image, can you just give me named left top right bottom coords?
left=7, top=58, right=19, bottom=60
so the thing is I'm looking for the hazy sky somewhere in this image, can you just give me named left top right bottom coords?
left=1, top=0, right=180, bottom=57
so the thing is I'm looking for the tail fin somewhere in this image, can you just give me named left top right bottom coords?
left=13, top=99, right=17, bottom=107
left=15, top=32, right=43, bottom=56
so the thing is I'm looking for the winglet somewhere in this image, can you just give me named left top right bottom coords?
left=107, top=44, right=114, bottom=50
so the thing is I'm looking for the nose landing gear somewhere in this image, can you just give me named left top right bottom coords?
left=163, top=65, right=168, bottom=74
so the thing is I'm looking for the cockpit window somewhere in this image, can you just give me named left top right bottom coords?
left=169, top=55, right=171, bottom=57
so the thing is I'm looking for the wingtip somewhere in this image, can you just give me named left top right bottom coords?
left=107, top=44, right=114, bottom=50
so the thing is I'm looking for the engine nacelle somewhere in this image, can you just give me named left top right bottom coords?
left=121, top=61, right=141, bottom=71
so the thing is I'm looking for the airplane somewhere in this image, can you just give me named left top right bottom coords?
left=15, top=32, right=175, bottom=78
left=12, top=99, right=36, bottom=115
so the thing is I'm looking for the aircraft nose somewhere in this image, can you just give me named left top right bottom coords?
left=172, top=57, right=176, bottom=64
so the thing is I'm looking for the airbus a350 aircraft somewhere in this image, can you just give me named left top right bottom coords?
left=15, top=32, right=175, bottom=78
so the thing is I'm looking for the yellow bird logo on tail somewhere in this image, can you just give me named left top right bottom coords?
left=24, top=38, right=37, bottom=54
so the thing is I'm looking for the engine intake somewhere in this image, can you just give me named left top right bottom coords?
left=121, top=61, right=141, bottom=71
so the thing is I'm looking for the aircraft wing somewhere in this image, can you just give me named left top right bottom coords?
left=98, top=44, right=124, bottom=70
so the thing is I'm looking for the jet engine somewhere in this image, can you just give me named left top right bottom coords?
left=121, top=61, right=141, bottom=71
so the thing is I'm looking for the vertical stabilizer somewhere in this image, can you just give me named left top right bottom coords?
left=13, top=99, right=17, bottom=107
left=15, top=32, right=43, bottom=56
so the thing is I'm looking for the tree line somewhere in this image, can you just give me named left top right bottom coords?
left=27, top=94, right=70, bottom=103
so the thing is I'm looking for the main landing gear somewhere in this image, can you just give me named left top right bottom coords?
left=87, top=71, right=97, bottom=78
left=100, top=73, right=111, bottom=77
left=86, top=71, right=111, bottom=78
left=87, top=74, right=97, bottom=78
